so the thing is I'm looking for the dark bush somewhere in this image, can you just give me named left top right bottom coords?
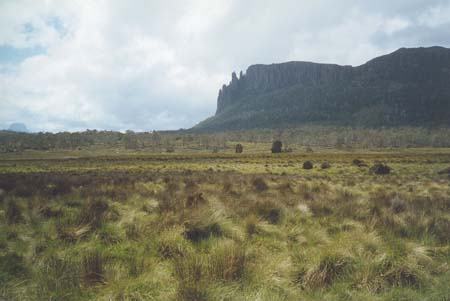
left=321, top=162, right=331, bottom=169
left=437, top=167, right=450, bottom=175
left=271, top=141, right=282, bottom=153
left=352, top=159, right=367, bottom=167
left=370, top=163, right=391, bottom=175
left=39, top=205, right=63, bottom=219
left=0, top=252, right=28, bottom=283
left=428, top=217, right=450, bottom=244
left=5, top=199, right=24, bottom=224
left=184, top=222, right=222, bottom=243
left=235, top=144, right=243, bottom=154
left=303, top=161, right=314, bottom=170
left=0, top=188, right=5, bottom=202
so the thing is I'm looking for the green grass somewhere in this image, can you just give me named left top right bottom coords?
left=0, top=147, right=449, bottom=300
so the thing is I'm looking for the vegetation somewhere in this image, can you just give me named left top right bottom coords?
left=0, top=145, right=450, bottom=300
left=3, top=125, right=450, bottom=154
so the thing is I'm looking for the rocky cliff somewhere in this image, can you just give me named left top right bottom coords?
left=197, top=47, right=450, bottom=131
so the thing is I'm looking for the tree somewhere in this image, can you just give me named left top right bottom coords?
left=271, top=140, right=282, bottom=153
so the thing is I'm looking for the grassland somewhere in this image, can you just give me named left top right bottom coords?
left=1, top=146, right=450, bottom=300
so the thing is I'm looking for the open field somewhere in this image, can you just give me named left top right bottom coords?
left=1, top=148, right=450, bottom=300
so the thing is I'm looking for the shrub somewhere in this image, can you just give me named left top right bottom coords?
left=437, top=167, right=450, bottom=175
left=5, top=199, right=24, bottom=224
left=370, top=163, right=391, bottom=175
left=235, top=144, right=243, bottom=154
left=0, top=252, right=27, bottom=283
left=271, top=141, right=282, bottom=153
left=0, top=188, right=5, bottom=202
left=252, top=177, right=268, bottom=192
left=428, top=217, right=450, bottom=244
left=303, top=161, right=314, bottom=170
left=321, top=162, right=331, bottom=169
left=352, top=159, right=367, bottom=167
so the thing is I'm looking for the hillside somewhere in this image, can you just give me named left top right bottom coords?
left=195, top=47, right=450, bottom=131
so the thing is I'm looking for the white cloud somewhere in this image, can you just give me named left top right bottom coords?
left=0, top=0, right=449, bottom=132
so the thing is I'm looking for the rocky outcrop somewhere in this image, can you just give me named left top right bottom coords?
left=217, top=62, right=353, bottom=114
left=199, top=47, right=450, bottom=131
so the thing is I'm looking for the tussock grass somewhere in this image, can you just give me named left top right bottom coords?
left=1, top=149, right=450, bottom=300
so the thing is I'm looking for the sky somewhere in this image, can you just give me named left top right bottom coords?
left=1, top=0, right=450, bottom=132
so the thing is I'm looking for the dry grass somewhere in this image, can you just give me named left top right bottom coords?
left=0, top=148, right=449, bottom=300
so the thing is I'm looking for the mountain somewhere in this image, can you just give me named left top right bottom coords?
left=7, top=123, right=29, bottom=133
left=194, top=47, right=450, bottom=131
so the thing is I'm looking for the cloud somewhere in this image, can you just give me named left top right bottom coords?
left=0, top=0, right=449, bottom=132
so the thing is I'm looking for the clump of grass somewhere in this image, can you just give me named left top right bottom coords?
left=377, top=257, right=424, bottom=289
left=97, top=223, right=122, bottom=245
left=38, top=205, right=62, bottom=219
left=81, top=249, right=104, bottom=285
left=252, top=177, right=269, bottom=192
left=427, top=216, right=450, bottom=244
left=173, top=241, right=247, bottom=300
left=185, top=193, right=207, bottom=208
left=174, top=253, right=209, bottom=300
left=0, top=252, right=27, bottom=283
left=208, top=241, right=246, bottom=282
left=390, top=197, right=407, bottom=214
left=78, top=198, right=109, bottom=229
left=254, top=199, right=284, bottom=224
left=297, top=253, right=354, bottom=290
left=125, top=222, right=140, bottom=241
left=5, top=199, right=24, bottom=224
left=245, top=214, right=260, bottom=236
left=158, top=229, right=190, bottom=259
left=184, top=221, right=222, bottom=243
left=34, top=255, right=82, bottom=300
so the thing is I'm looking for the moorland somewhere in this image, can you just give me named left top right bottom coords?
left=1, top=143, right=450, bottom=300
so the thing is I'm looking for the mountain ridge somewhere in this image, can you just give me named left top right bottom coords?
left=195, top=46, right=450, bottom=131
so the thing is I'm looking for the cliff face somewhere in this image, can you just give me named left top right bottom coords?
left=199, top=47, right=450, bottom=131
left=216, top=62, right=353, bottom=114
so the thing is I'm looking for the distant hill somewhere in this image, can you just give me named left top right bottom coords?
left=194, top=47, right=450, bottom=131
left=7, top=123, right=29, bottom=133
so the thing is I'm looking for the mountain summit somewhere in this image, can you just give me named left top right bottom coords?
left=195, top=47, right=450, bottom=131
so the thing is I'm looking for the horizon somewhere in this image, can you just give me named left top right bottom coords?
left=1, top=1, right=450, bottom=132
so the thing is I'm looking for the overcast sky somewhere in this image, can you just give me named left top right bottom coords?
left=1, top=0, right=450, bottom=132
